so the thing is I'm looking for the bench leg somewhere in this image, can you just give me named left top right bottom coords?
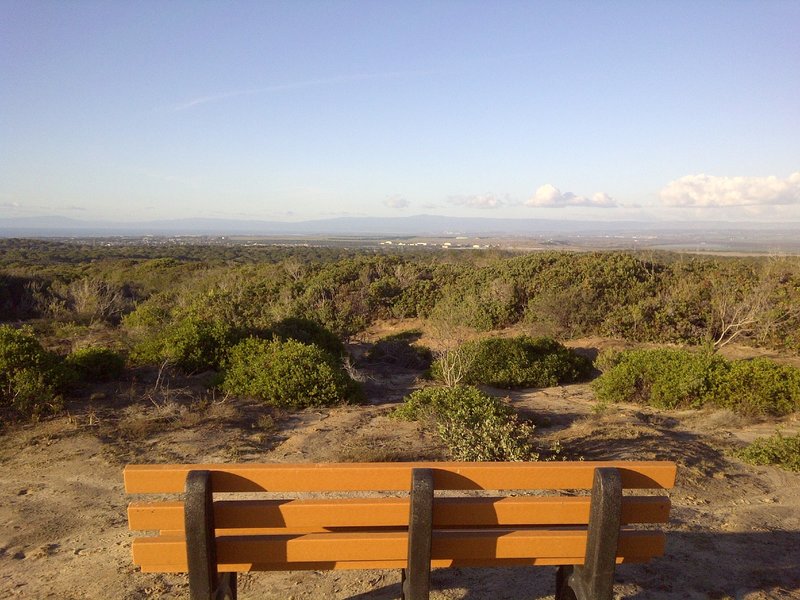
left=555, top=467, right=622, bottom=600
left=216, top=572, right=237, bottom=600
left=186, top=470, right=237, bottom=600
left=402, top=468, right=434, bottom=600
left=555, top=565, right=578, bottom=600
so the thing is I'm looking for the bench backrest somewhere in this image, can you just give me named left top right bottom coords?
left=126, top=461, right=675, bottom=574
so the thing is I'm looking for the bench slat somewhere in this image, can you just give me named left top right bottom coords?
left=132, top=529, right=664, bottom=571
left=128, top=496, right=671, bottom=531
left=138, top=555, right=654, bottom=573
left=124, top=461, right=676, bottom=493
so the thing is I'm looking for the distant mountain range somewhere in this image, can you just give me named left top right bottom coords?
left=1, top=214, right=798, bottom=237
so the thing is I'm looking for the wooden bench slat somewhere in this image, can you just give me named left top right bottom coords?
left=128, top=496, right=671, bottom=531
left=132, top=529, right=664, bottom=570
left=124, top=461, right=676, bottom=493
left=138, top=555, right=654, bottom=573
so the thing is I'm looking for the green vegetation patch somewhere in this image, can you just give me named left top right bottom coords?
left=129, top=316, right=241, bottom=373
left=362, top=331, right=432, bottom=370
left=433, top=336, right=592, bottom=389
left=6, top=241, right=800, bottom=353
left=65, top=347, right=125, bottom=382
left=0, top=325, right=71, bottom=420
left=593, top=348, right=800, bottom=416
left=593, top=348, right=724, bottom=409
left=737, top=432, right=800, bottom=472
left=708, top=358, right=800, bottom=417
left=267, top=317, right=345, bottom=357
left=395, top=386, right=536, bottom=461
left=222, top=337, right=362, bottom=408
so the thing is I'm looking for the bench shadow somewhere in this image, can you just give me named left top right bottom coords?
left=342, top=530, right=800, bottom=599
left=346, top=582, right=403, bottom=599
left=622, top=530, right=800, bottom=598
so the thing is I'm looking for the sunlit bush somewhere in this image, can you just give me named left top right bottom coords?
left=593, top=348, right=800, bottom=416
left=592, top=348, right=723, bottom=409
left=129, top=316, right=240, bottom=373
left=0, top=326, right=70, bottom=419
left=222, top=337, right=362, bottom=408
left=432, top=336, right=592, bottom=389
left=395, top=386, right=536, bottom=461
left=737, top=432, right=800, bottom=472
left=708, top=358, right=800, bottom=417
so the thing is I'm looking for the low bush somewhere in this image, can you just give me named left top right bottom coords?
left=130, top=316, right=240, bottom=373
left=362, top=331, right=432, bottom=370
left=395, top=386, right=536, bottom=461
left=268, top=317, right=345, bottom=357
left=592, top=348, right=724, bottom=409
left=708, top=358, right=800, bottom=417
left=737, top=432, right=800, bottom=472
left=593, top=348, right=800, bottom=416
left=222, top=337, right=362, bottom=408
left=0, top=325, right=70, bottom=419
left=65, top=347, right=125, bottom=382
left=432, top=336, right=592, bottom=389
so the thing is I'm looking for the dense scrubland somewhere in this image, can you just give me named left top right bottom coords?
left=2, top=238, right=800, bottom=468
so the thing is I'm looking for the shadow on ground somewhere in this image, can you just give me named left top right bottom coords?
left=345, top=529, right=800, bottom=599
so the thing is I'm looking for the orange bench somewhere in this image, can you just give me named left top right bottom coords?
left=125, top=461, right=676, bottom=600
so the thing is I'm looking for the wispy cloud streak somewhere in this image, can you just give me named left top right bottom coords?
left=173, top=69, right=438, bottom=111
left=448, top=194, right=508, bottom=209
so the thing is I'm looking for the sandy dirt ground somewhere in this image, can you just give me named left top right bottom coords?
left=1, top=333, right=799, bottom=599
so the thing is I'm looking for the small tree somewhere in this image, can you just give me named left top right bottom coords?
left=68, top=277, right=128, bottom=323
left=427, top=288, right=481, bottom=387
left=707, top=258, right=799, bottom=351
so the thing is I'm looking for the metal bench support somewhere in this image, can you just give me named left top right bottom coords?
left=185, top=470, right=237, bottom=600
left=402, top=468, right=434, bottom=600
left=556, top=467, right=622, bottom=600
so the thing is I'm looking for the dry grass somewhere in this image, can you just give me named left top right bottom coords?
left=336, top=432, right=445, bottom=462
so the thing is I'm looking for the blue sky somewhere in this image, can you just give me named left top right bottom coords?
left=2, top=1, right=799, bottom=222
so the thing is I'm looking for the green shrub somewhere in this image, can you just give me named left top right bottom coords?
left=592, top=348, right=725, bottom=409
left=593, top=349, right=800, bottom=416
left=0, top=325, right=69, bottom=419
left=363, top=331, right=432, bottom=370
left=123, top=297, right=172, bottom=330
left=392, top=278, right=440, bottom=319
left=130, top=316, right=240, bottom=373
left=268, top=317, right=344, bottom=357
left=395, top=386, right=536, bottom=461
left=429, top=285, right=495, bottom=331
left=737, top=432, right=800, bottom=471
left=222, top=337, right=362, bottom=408
left=708, top=358, right=800, bottom=417
left=432, top=336, right=592, bottom=389
left=65, top=347, right=125, bottom=382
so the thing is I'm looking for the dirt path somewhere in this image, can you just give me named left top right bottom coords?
left=1, top=372, right=799, bottom=599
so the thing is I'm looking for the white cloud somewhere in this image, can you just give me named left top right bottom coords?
left=526, top=184, right=618, bottom=208
left=384, top=196, right=409, bottom=209
left=448, top=194, right=507, bottom=209
left=660, top=172, right=800, bottom=207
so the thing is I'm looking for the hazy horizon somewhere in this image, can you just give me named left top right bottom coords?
left=2, top=2, right=799, bottom=224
